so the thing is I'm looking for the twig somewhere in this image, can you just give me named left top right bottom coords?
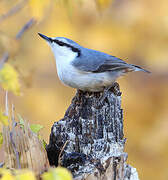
left=10, top=132, right=21, bottom=169
left=16, top=18, right=36, bottom=40
left=0, top=162, right=4, bottom=168
left=0, top=52, right=9, bottom=69
left=5, top=91, right=9, bottom=117
left=10, top=104, right=21, bottom=169
left=0, top=0, right=27, bottom=24
left=11, top=104, right=17, bottom=129
left=58, top=140, right=69, bottom=166
left=0, top=18, right=36, bottom=69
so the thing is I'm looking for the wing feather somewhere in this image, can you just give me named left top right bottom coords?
left=72, top=48, right=150, bottom=73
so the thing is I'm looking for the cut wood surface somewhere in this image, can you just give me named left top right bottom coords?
left=46, top=82, right=139, bottom=180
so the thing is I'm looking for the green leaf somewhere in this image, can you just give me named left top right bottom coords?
left=0, top=110, right=8, bottom=126
left=17, top=114, right=46, bottom=149
left=0, top=132, right=3, bottom=147
left=42, top=139, right=47, bottom=149
left=30, top=124, right=43, bottom=134
left=17, top=114, right=25, bottom=126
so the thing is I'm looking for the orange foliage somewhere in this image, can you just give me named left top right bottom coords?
left=0, top=0, right=168, bottom=180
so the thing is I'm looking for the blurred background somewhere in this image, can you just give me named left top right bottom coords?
left=0, top=0, right=168, bottom=179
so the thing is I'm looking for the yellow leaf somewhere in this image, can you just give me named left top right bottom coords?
left=96, top=0, right=113, bottom=10
left=42, top=167, right=72, bottom=180
left=29, top=0, right=51, bottom=21
left=42, top=172, right=52, bottom=180
left=0, top=110, right=8, bottom=126
left=0, top=63, right=20, bottom=95
left=15, top=170, right=36, bottom=180
left=0, top=169, right=14, bottom=180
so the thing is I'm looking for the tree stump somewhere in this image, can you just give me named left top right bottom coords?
left=46, top=82, right=139, bottom=180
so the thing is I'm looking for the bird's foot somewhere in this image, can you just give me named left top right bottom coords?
left=94, top=86, right=112, bottom=108
left=109, top=82, right=121, bottom=96
left=94, top=83, right=121, bottom=108
left=100, top=86, right=112, bottom=103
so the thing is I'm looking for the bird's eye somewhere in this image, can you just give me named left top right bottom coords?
left=56, top=40, right=64, bottom=46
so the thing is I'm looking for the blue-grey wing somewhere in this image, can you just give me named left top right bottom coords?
left=71, top=48, right=133, bottom=73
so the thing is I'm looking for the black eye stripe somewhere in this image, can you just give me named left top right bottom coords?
left=54, top=40, right=64, bottom=46
left=53, top=39, right=81, bottom=57
left=53, top=39, right=67, bottom=46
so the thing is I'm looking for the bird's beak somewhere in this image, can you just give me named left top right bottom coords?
left=38, top=33, right=52, bottom=42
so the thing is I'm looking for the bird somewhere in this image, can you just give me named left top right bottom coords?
left=38, top=33, right=150, bottom=92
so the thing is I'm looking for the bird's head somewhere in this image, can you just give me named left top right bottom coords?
left=38, top=33, right=81, bottom=60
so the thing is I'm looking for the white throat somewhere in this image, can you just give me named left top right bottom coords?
left=49, top=43, right=78, bottom=83
left=50, top=43, right=78, bottom=64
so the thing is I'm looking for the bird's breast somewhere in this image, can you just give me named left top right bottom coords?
left=54, top=57, right=118, bottom=91
left=53, top=50, right=79, bottom=85
left=55, top=58, right=78, bottom=86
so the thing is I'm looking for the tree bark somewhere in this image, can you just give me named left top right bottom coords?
left=46, top=82, right=139, bottom=180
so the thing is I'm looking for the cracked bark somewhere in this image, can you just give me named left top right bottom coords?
left=46, top=82, right=139, bottom=180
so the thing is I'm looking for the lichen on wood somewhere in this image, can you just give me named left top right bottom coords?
left=46, top=82, right=139, bottom=180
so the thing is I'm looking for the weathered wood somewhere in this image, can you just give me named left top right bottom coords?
left=3, top=121, right=49, bottom=176
left=46, top=82, right=139, bottom=180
